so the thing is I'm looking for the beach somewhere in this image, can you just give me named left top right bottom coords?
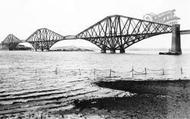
left=4, top=78, right=190, bottom=119
left=1, top=51, right=190, bottom=119
left=59, top=79, right=190, bottom=119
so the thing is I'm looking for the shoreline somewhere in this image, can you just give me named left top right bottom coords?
left=94, top=79, right=190, bottom=96
left=1, top=79, right=190, bottom=118
left=67, top=79, right=190, bottom=119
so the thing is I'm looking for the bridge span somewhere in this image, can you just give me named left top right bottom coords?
left=1, top=34, right=22, bottom=50
left=76, top=15, right=173, bottom=53
left=180, top=30, right=190, bottom=35
left=26, top=15, right=173, bottom=52
left=1, top=15, right=190, bottom=54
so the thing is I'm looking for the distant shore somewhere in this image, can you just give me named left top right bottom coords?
left=50, top=48, right=94, bottom=52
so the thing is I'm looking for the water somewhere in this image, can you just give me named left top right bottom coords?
left=0, top=50, right=190, bottom=117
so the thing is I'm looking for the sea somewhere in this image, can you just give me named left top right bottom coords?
left=0, top=50, right=190, bottom=118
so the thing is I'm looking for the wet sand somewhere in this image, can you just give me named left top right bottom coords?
left=66, top=79, right=190, bottom=119
left=1, top=79, right=190, bottom=119
left=95, top=79, right=190, bottom=96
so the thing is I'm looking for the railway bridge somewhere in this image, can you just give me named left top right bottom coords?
left=2, top=15, right=190, bottom=54
left=1, top=34, right=22, bottom=50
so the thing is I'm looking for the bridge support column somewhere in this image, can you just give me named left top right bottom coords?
left=110, top=48, right=115, bottom=53
left=101, top=45, right=106, bottom=53
left=34, top=44, right=38, bottom=51
left=171, top=24, right=182, bottom=55
left=101, top=49, right=106, bottom=53
left=32, top=43, right=37, bottom=51
left=41, top=47, right=44, bottom=51
left=120, top=46, right=125, bottom=53
left=47, top=47, right=50, bottom=51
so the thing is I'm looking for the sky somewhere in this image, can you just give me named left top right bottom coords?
left=0, top=0, right=190, bottom=49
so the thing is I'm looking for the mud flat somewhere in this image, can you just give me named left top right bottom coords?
left=68, top=79, right=190, bottom=119
left=94, top=79, right=190, bottom=96
left=1, top=79, right=190, bottom=119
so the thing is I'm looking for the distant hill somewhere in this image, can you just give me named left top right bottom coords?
left=0, top=43, right=32, bottom=50
left=127, top=48, right=168, bottom=51
left=50, top=46, right=95, bottom=51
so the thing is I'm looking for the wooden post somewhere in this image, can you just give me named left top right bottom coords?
left=132, top=66, right=134, bottom=77
left=181, top=67, right=183, bottom=75
left=109, top=69, right=112, bottom=77
left=145, top=68, right=147, bottom=75
left=162, top=68, right=165, bottom=75
left=55, top=67, right=58, bottom=75
left=93, top=68, right=96, bottom=79
left=79, top=69, right=81, bottom=75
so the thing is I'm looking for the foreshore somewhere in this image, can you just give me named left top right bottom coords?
left=70, top=79, right=190, bottom=119
left=1, top=78, right=190, bottom=119
left=94, top=79, right=190, bottom=96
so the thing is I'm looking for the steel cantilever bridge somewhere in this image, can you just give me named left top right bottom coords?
left=26, top=28, right=65, bottom=51
left=2, top=15, right=189, bottom=53
left=76, top=15, right=173, bottom=53
left=1, top=34, right=22, bottom=50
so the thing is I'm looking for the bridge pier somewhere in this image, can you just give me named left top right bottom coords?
left=101, top=49, right=106, bottom=53
left=34, top=44, right=38, bottom=51
left=159, top=24, right=182, bottom=55
left=101, top=46, right=125, bottom=53
left=101, top=46, right=106, bottom=53
left=110, top=48, right=116, bottom=53
left=41, top=47, right=44, bottom=51
left=120, top=46, right=125, bottom=53
left=46, top=47, right=50, bottom=51
left=171, top=24, right=182, bottom=55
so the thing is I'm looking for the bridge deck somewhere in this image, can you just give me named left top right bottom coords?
left=180, top=30, right=190, bottom=35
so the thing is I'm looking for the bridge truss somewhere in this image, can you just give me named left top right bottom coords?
left=76, top=15, right=172, bottom=53
left=1, top=34, right=22, bottom=50
left=4, top=15, right=175, bottom=52
left=26, top=28, right=65, bottom=51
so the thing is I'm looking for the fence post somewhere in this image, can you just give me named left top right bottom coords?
left=162, top=68, right=165, bottom=75
left=145, top=68, right=147, bottom=75
left=180, top=67, right=183, bottom=75
left=109, top=69, right=112, bottom=77
left=55, top=67, right=58, bottom=75
left=93, top=68, right=96, bottom=79
left=131, top=66, right=134, bottom=77
left=79, top=69, right=81, bottom=75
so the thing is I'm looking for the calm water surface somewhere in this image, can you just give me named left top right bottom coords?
left=0, top=50, right=190, bottom=117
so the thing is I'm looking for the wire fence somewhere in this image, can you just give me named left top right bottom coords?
left=32, top=66, right=190, bottom=80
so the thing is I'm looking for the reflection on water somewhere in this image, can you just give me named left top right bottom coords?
left=0, top=50, right=190, bottom=118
